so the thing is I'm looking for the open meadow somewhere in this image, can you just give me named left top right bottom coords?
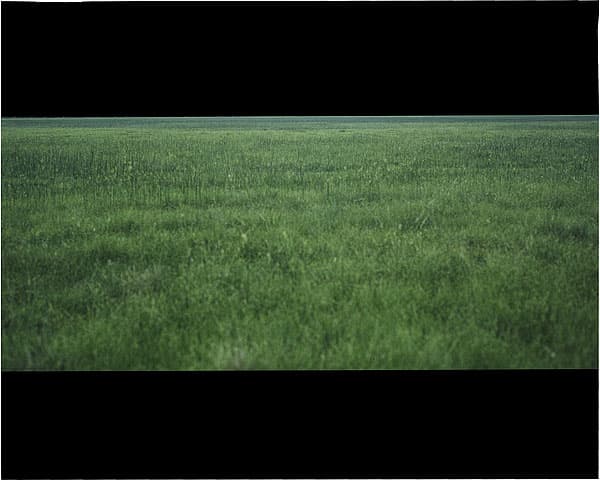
left=1, top=116, right=598, bottom=370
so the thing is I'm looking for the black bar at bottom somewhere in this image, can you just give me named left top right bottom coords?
left=2, top=370, right=597, bottom=478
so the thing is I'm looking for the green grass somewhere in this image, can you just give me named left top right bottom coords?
left=1, top=116, right=598, bottom=370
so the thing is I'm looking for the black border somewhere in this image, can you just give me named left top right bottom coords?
left=2, top=370, right=598, bottom=478
left=1, top=1, right=598, bottom=116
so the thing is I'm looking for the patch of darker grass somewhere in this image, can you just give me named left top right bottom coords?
left=106, top=219, right=143, bottom=235
left=419, top=253, right=470, bottom=292
left=537, top=221, right=595, bottom=243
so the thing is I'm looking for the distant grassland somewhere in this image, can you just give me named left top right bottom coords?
left=1, top=116, right=598, bottom=370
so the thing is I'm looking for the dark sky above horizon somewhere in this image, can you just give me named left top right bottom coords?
left=2, top=1, right=598, bottom=116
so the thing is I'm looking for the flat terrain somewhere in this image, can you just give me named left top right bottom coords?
left=1, top=116, right=597, bottom=369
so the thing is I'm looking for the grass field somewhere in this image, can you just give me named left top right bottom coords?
left=1, top=116, right=598, bottom=370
